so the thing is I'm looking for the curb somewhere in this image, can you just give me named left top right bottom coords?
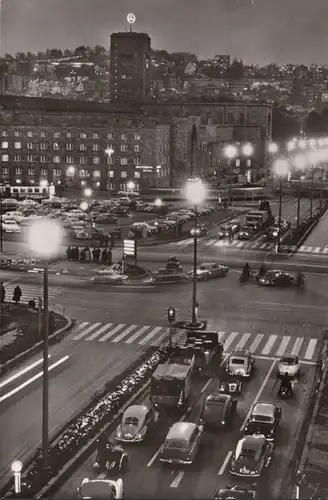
left=0, top=315, right=74, bottom=376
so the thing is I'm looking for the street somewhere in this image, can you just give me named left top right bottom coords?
left=55, top=359, right=317, bottom=499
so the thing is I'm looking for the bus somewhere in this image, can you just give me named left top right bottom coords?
left=0, top=184, right=55, bottom=200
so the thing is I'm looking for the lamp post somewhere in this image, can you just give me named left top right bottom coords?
left=83, top=187, right=92, bottom=199
left=223, top=145, right=238, bottom=206
left=273, top=158, right=290, bottom=253
left=27, top=219, right=63, bottom=468
left=127, top=181, right=135, bottom=192
left=184, top=179, right=206, bottom=325
left=241, top=143, right=254, bottom=184
left=0, top=189, right=3, bottom=253
left=293, top=154, right=307, bottom=229
left=11, top=460, right=23, bottom=495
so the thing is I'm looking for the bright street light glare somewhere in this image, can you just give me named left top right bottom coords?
left=83, top=188, right=92, bottom=198
left=272, top=158, right=290, bottom=178
left=67, top=166, right=75, bottom=176
left=127, top=181, right=135, bottom=190
left=298, top=139, right=307, bottom=149
left=293, top=154, right=307, bottom=170
left=224, top=145, right=238, bottom=159
left=154, top=198, right=162, bottom=207
left=286, top=141, right=296, bottom=151
left=105, top=147, right=114, bottom=156
left=268, top=142, right=278, bottom=154
left=80, top=201, right=88, bottom=211
left=28, top=219, right=63, bottom=259
left=307, top=150, right=321, bottom=164
left=11, top=461, right=23, bottom=473
left=184, top=179, right=206, bottom=205
left=40, top=180, right=48, bottom=188
left=308, top=138, right=317, bottom=148
left=241, top=143, right=254, bottom=156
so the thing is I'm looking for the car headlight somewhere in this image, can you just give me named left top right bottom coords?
left=93, top=461, right=99, bottom=468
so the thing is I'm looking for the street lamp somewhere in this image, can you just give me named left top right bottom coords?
left=286, top=140, right=296, bottom=152
left=293, top=154, right=307, bottom=228
left=80, top=201, right=88, bottom=212
left=184, top=179, right=206, bottom=325
left=83, top=187, right=92, bottom=198
left=272, top=158, right=290, bottom=253
left=127, top=181, right=135, bottom=191
left=241, top=143, right=254, bottom=183
left=27, top=219, right=63, bottom=468
left=223, top=145, right=238, bottom=205
left=268, top=142, right=279, bottom=154
left=298, top=139, right=307, bottom=150
left=11, top=460, right=23, bottom=495
left=154, top=198, right=162, bottom=207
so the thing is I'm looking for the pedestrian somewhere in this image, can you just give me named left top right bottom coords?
left=85, top=246, right=90, bottom=262
left=106, top=248, right=112, bottom=266
left=94, top=247, right=100, bottom=263
left=80, top=248, right=86, bottom=262
left=74, top=246, right=79, bottom=261
left=0, top=282, right=5, bottom=303
left=101, top=248, right=107, bottom=264
left=13, top=285, right=22, bottom=304
left=89, top=247, right=94, bottom=262
left=66, top=246, right=72, bottom=261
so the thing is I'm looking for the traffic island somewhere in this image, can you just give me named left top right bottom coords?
left=0, top=304, right=73, bottom=376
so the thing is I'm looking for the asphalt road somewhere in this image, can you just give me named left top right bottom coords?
left=55, top=360, right=317, bottom=500
left=298, top=205, right=328, bottom=249
left=0, top=333, right=146, bottom=491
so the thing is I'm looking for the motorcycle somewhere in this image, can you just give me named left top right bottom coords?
left=278, top=383, right=293, bottom=398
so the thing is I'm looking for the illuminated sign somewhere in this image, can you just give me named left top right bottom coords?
left=123, top=239, right=136, bottom=257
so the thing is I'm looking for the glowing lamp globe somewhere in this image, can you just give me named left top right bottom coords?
left=80, top=201, right=88, bottom=211
left=83, top=188, right=92, bottom=198
left=155, top=198, right=162, bottom=207
left=184, top=179, right=206, bottom=205
left=127, top=181, right=135, bottom=190
left=273, top=158, right=290, bottom=178
left=242, top=143, right=254, bottom=156
left=224, top=145, right=238, bottom=159
left=28, top=219, right=63, bottom=259
left=268, top=143, right=278, bottom=154
left=11, top=460, right=23, bottom=473
left=293, top=154, right=306, bottom=170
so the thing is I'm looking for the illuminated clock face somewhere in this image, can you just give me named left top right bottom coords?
left=127, top=13, right=136, bottom=24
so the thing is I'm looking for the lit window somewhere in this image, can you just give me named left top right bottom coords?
left=67, top=132, right=72, bottom=138
left=134, top=171, right=141, bottom=179
left=40, top=142, right=47, bottom=150
left=40, top=132, right=46, bottom=138
left=120, top=133, right=127, bottom=140
left=92, top=144, right=100, bottom=151
left=40, top=156, right=47, bottom=163
left=27, top=131, right=33, bottom=137
left=93, top=132, right=100, bottom=139
left=121, top=171, right=127, bottom=178
left=108, top=133, right=113, bottom=139
left=53, top=169, right=61, bottom=176
left=2, top=167, right=9, bottom=174
left=28, top=168, right=35, bottom=175
left=53, top=143, right=60, bottom=150
left=134, top=133, right=141, bottom=140
left=93, top=157, right=100, bottom=164
left=14, top=142, right=21, bottom=149
left=2, top=154, right=9, bottom=162
left=27, top=142, right=34, bottom=150
left=66, top=156, right=74, bottom=164
left=107, top=156, right=114, bottom=165
left=14, top=155, right=21, bottom=162
left=120, top=157, right=128, bottom=165
left=15, top=167, right=22, bottom=174
left=80, top=132, right=87, bottom=139
left=120, top=144, right=128, bottom=152
left=1, top=141, right=8, bottom=149
left=93, top=170, right=101, bottom=178
left=134, top=145, right=140, bottom=153
left=54, top=132, right=60, bottom=138
left=14, top=131, right=20, bottom=137
left=41, top=168, right=48, bottom=176
left=53, top=156, right=60, bottom=163
left=134, top=157, right=141, bottom=165
left=108, top=170, right=114, bottom=178
left=66, top=143, right=73, bottom=150
left=27, top=155, right=34, bottom=162
left=80, top=144, right=87, bottom=151
left=80, top=157, right=87, bottom=164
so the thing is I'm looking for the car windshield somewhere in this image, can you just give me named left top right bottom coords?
left=123, top=416, right=139, bottom=425
left=240, top=447, right=257, bottom=459
left=251, top=414, right=274, bottom=423
left=265, top=271, right=279, bottom=279
left=281, top=357, right=297, bottom=365
left=199, top=264, right=209, bottom=270
left=164, top=439, right=187, bottom=449
left=230, top=358, right=245, bottom=365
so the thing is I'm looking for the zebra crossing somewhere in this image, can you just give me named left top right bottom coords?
left=3, top=283, right=62, bottom=304
left=167, top=238, right=328, bottom=256
left=71, top=321, right=321, bottom=361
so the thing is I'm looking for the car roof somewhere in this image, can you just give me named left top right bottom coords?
left=205, top=393, right=230, bottom=404
left=252, top=402, right=275, bottom=416
left=123, top=404, right=148, bottom=419
left=153, top=363, right=191, bottom=379
left=80, top=479, right=115, bottom=498
left=166, top=422, right=197, bottom=441
left=240, top=435, right=266, bottom=449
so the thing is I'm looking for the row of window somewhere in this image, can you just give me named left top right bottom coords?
left=1, top=167, right=141, bottom=179
left=1, top=131, right=142, bottom=141
left=1, top=142, right=141, bottom=153
left=1, top=155, right=142, bottom=165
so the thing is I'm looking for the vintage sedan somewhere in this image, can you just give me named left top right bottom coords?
left=91, top=270, right=129, bottom=284
left=243, top=402, right=282, bottom=441
left=258, top=270, right=294, bottom=287
left=189, top=262, right=229, bottom=281
left=116, top=404, right=159, bottom=443
left=160, top=422, right=203, bottom=465
left=153, top=268, right=189, bottom=284
left=277, top=354, right=300, bottom=379
left=229, top=435, right=274, bottom=477
left=217, top=223, right=240, bottom=239
left=214, top=486, right=256, bottom=500
left=78, top=478, right=124, bottom=499
left=1, top=219, right=21, bottom=233
left=200, top=393, right=237, bottom=429
left=226, top=350, right=255, bottom=378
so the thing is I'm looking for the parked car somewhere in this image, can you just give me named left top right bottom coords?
left=214, top=486, right=256, bottom=500
left=116, top=404, right=160, bottom=443
left=199, top=393, right=237, bottom=429
left=78, top=478, right=124, bottom=499
left=160, top=422, right=204, bottom=465
left=243, top=402, right=282, bottom=441
left=2, top=219, right=21, bottom=233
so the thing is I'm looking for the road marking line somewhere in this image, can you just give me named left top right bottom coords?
left=170, top=471, right=185, bottom=488
left=240, top=359, right=277, bottom=432
left=218, top=331, right=227, bottom=343
left=125, top=325, right=151, bottom=344
left=201, top=378, right=213, bottom=393
left=314, top=247, right=321, bottom=253
left=111, top=324, right=138, bottom=343
left=98, top=324, right=126, bottom=342
left=151, top=328, right=170, bottom=346
left=223, top=332, right=239, bottom=351
left=261, top=335, right=277, bottom=355
left=73, top=322, right=100, bottom=340
left=86, top=323, right=113, bottom=341
left=218, top=450, right=232, bottom=475
left=0, top=355, right=69, bottom=403
left=234, top=333, right=251, bottom=350
left=138, top=326, right=163, bottom=345
left=0, top=356, right=50, bottom=389
left=275, top=336, right=291, bottom=357
left=248, top=334, right=264, bottom=353
left=205, top=240, right=216, bottom=246
left=291, top=337, right=304, bottom=356
left=304, top=339, right=318, bottom=360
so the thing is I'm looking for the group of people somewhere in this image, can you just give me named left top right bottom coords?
left=0, top=283, right=22, bottom=304
left=66, top=246, right=113, bottom=265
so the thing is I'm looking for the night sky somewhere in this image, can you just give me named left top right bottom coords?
left=1, top=0, right=328, bottom=65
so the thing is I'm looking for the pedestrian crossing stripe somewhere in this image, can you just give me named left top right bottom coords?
left=71, top=321, right=321, bottom=361
left=3, top=284, right=61, bottom=304
left=167, top=238, right=328, bottom=255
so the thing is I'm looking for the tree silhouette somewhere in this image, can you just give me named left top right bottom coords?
left=272, top=102, right=300, bottom=140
